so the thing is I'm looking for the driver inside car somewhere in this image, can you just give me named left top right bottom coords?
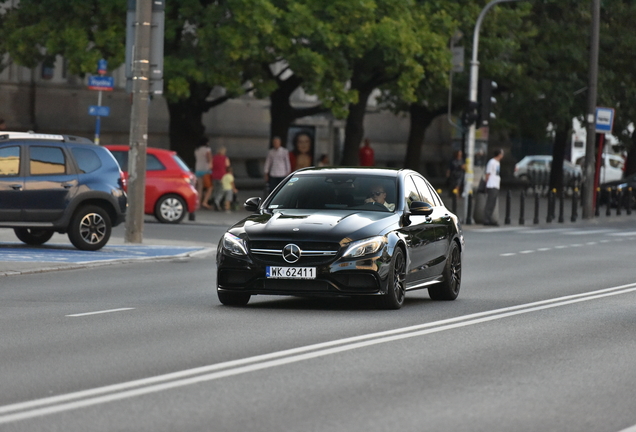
left=364, top=185, right=395, bottom=211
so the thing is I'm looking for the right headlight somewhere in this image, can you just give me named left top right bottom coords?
left=342, top=236, right=386, bottom=258
left=222, top=233, right=248, bottom=256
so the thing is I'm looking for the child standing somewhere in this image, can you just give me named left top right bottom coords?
left=216, top=166, right=238, bottom=212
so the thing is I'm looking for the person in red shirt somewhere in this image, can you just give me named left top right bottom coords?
left=359, top=138, right=375, bottom=166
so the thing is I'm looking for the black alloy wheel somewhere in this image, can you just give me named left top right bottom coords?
left=217, top=290, right=251, bottom=306
left=378, top=247, right=406, bottom=310
left=68, top=205, right=112, bottom=251
left=429, top=241, right=461, bottom=301
left=13, top=228, right=54, bottom=246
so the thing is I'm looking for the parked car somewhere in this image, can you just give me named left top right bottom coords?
left=598, top=173, right=636, bottom=209
left=0, top=132, right=127, bottom=250
left=514, top=155, right=582, bottom=186
left=575, top=153, right=624, bottom=183
left=105, top=145, right=198, bottom=224
left=216, top=167, right=464, bottom=309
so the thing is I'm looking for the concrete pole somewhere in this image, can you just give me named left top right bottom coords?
left=464, top=0, right=521, bottom=222
left=582, top=0, right=600, bottom=219
left=124, top=0, right=152, bottom=243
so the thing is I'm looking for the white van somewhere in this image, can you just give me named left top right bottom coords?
left=575, top=154, right=624, bottom=183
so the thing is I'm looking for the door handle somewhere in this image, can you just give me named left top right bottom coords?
left=10, top=184, right=22, bottom=190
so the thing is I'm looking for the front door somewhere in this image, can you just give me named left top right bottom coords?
left=22, top=145, right=78, bottom=222
left=0, top=145, right=24, bottom=221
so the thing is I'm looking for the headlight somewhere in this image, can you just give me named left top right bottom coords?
left=342, top=236, right=386, bottom=258
left=222, top=233, right=248, bottom=256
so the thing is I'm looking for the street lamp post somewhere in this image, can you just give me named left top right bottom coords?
left=464, top=0, right=522, bottom=223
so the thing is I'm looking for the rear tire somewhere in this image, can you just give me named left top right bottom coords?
left=429, top=241, right=461, bottom=301
left=14, top=228, right=54, bottom=246
left=68, top=205, right=112, bottom=251
left=378, top=247, right=406, bottom=310
left=155, top=194, right=187, bottom=224
left=218, top=290, right=251, bottom=306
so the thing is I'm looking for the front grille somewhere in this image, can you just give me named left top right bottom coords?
left=249, top=241, right=339, bottom=266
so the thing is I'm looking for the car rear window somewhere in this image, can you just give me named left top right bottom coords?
left=172, top=154, right=192, bottom=172
left=71, top=147, right=102, bottom=173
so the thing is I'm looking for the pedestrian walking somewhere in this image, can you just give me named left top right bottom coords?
left=194, top=137, right=213, bottom=209
left=359, top=138, right=375, bottom=166
left=264, top=136, right=291, bottom=193
left=211, top=146, right=230, bottom=211
left=483, top=148, right=504, bottom=226
left=215, top=166, right=238, bottom=213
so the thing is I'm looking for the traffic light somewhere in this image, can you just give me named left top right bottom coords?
left=461, top=101, right=480, bottom=128
left=478, top=78, right=497, bottom=127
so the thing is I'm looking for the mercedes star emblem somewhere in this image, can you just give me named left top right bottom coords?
left=282, top=243, right=301, bottom=263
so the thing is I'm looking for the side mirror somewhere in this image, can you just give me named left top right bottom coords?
left=244, top=197, right=262, bottom=213
left=409, top=201, right=434, bottom=216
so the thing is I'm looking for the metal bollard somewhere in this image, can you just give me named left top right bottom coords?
left=558, top=190, right=564, bottom=223
left=519, top=191, right=525, bottom=225
left=188, top=212, right=196, bottom=221
left=546, top=189, right=555, bottom=223
left=505, top=190, right=511, bottom=225
left=627, top=187, right=633, bottom=216
left=571, top=188, right=578, bottom=222
left=534, top=193, right=540, bottom=224
left=451, top=189, right=458, bottom=215
left=606, top=188, right=611, bottom=216
left=617, top=188, right=622, bottom=216
left=466, top=192, right=473, bottom=225
left=595, top=188, right=600, bottom=217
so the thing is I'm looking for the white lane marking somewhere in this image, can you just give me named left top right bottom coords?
left=519, top=250, right=534, bottom=254
left=537, top=248, right=552, bottom=251
left=555, top=245, right=568, bottom=249
left=570, top=244, right=583, bottom=247
left=519, top=228, right=574, bottom=234
left=607, top=231, right=636, bottom=237
left=2, top=282, right=636, bottom=424
left=66, top=308, right=135, bottom=317
left=563, top=229, right=616, bottom=235
left=586, top=242, right=597, bottom=246
left=500, top=253, right=516, bottom=256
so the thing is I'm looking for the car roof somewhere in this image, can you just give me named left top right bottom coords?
left=293, top=166, right=406, bottom=177
left=0, top=131, right=94, bottom=144
left=104, top=144, right=175, bottom=155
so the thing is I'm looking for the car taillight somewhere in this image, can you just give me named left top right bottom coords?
left=183, top=173, right=196, bottom=187
left=119, top=172, right=128, bottom=190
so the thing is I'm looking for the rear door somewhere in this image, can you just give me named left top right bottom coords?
left=22, top=144, right=79, bottom=222
left=0, top=144, right=24, bottom=221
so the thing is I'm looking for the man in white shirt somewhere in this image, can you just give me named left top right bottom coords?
left=483, top=149, right=504, bottom=226
left=264, top=136, right=291, bottom=193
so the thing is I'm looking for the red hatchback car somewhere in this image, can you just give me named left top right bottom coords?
left=105, top=145, right=199, bottom=223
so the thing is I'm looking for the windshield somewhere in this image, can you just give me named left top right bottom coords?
left=267, top=174, right=398, bottom=212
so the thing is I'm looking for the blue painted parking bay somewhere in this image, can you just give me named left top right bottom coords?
left=0, top=242, right=207, bottom=263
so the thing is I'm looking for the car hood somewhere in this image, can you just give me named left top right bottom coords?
left=230, top=209, right=398, bottom=243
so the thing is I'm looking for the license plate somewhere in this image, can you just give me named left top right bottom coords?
left=266, top=266, right=316, bottom=279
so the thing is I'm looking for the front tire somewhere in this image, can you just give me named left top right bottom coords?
left=378, top=247, right=406, bottom=310
left=429, top=241, right=461, bottom=300
left=155, top=194, right=187, bottom=224
left=68, top=205, right=112, bottom=251
left=218, top=290, right=251, bottom=306
left=14, top=228, right=54, bottom=246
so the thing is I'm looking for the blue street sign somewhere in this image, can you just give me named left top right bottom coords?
left=88, top=106, right=110, bottom=117
left=98, top=58, right=108, bottom=75
left=88, top=76, right=114, bottom=91
left=595, top=107, right=615, bottom=134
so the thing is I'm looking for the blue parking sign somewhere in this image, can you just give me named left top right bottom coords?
left=595, top=107, right=614, bottom=134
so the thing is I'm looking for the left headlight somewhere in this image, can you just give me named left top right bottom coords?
left=222, top=233, right=248, bottom=256
left=342, top=236, right=386, bottom=258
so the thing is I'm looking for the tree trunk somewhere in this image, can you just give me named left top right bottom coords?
left=549, top=118, right=569, bottom=193
left=269, top=75, right=302, bottom=146
left=405, top=103, right=447, bottom=172
left=341, top=88, right=373, bottom=166
left=167, top=98, right=206, bottom=169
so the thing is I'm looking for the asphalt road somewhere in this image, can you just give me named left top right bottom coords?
left=1, top=218, right=636, bottom=431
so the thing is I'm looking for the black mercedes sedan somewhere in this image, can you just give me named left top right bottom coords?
left=216, top=167, right=464, bottom=309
